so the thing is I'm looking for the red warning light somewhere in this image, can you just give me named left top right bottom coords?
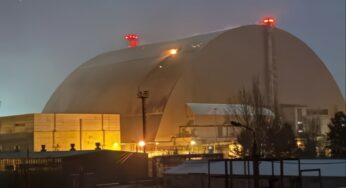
left=262, top=17, right=276, bottom=26
left=124, top=34, right=139, bottom=47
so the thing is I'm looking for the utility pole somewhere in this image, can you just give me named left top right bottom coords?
left=137, top=90, right=149, bottom=153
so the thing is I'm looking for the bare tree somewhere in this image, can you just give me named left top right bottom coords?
left=229, top=80, right=272, bottom=156
left=230, top=79, right=296, bottom=158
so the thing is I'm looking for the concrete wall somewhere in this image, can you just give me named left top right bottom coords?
left=0, top=114, right=34, bottom=151
left=0, top=113, right=121, bottom=152
left=33, top=113, right=121, bottom=151
left=0, top=114, right=34, bottom=134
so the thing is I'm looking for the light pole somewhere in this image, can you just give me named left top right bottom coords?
left=137, top=90, right=149, bottom=153
left=231, top=121, right=259, bottom=188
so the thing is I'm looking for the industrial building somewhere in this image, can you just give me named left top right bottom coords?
left=42, top=24, right=344, bottom=148
left=0, top=113, right=121, bottom=152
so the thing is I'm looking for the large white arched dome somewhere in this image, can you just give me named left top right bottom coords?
left=44, top=25, right=345, bottom=142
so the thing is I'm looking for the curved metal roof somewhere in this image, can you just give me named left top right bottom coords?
left=44, top=25, right=345, bottom=142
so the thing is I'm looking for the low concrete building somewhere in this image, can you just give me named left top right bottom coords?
left=0, top=113, right=121, bottom=152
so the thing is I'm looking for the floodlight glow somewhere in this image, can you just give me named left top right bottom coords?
left=138, top=140, right=146, bottom=147
left=190, top=140, right=196, bottom=145
left=169, top=48, right=178, bottom=55
left=112, top=142, right=120, bottom=150
left=296, top=140, right=303, bottom=147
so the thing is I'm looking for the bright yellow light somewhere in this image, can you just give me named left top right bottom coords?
left=297, top=141, right=302, bottom=147
left=155, top=142, right=159, bottom=146
left=229, top=143, right=243, bottom=158
left=138, top=140, right=146, bottom=147
left=190, top=140, right=196, bottom=145
left=112, top=142, right=121, bottom=150
left=169, top=48, right=178, bottom=55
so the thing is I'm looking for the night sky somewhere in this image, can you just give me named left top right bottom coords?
left=0, top=0, right=345, bottom=116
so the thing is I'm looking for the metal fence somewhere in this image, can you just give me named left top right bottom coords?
left=0, top=157, right=63, bottom=188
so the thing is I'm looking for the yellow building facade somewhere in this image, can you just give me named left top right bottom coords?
left=0, top=113, right=121, bottom=152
